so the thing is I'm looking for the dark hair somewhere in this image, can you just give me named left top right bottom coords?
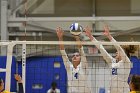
left=130, top=75, right=140, bottom=91
left=51, top=82, right=57, bottom=90
left=124, top=48, right=131, bottom=58
left=0, top=78, right=3, bottom=85
left=71, top=48, right=80, bottom=54
left=73, top=52, right=80, bottom=56
left=122, top=45, right=138, bottom=58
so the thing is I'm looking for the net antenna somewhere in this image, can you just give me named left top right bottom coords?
left=22, top=0, right=28, bottom=92
left=23, top=0, right=27, bottom=40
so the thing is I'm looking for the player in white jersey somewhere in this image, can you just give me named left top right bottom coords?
left=84, top=26, right=131, bottom=93
left=47, top=82, right=60, bottom=93
left=56, top=27, right=91, bottom=93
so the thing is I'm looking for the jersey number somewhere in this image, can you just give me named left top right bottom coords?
left=74, top=73, right=78, bottom=79
left=112, top=68, right=117, bottom=75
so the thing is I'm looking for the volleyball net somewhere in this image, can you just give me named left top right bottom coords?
left=0, top=41, right=140, bottom=93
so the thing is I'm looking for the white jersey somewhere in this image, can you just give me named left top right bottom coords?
left=60, top=47, right=91, bottom=93
left=92, top=37, right=131, bottom=93
left=109, top=58, right=131, bottom=93
left=47, top=88, right=60, bottom=93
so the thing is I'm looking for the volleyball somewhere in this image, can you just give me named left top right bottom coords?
left=70, top=23, right=83, bottom=36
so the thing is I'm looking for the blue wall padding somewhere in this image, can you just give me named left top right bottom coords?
left=0, top=56, right=16, bottom=92
left=24, top=56, right=67, bottom=93
left=127, top=56, right=140, bottom=83
left=2, top=56, right=139, bottom=93
left=130, top=56, right=140, bottom=75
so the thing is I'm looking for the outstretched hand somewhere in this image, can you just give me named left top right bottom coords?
left=84, top=26, right=92, bottom=37
left=84, top=26, right=94, bottom=40
left=14, top=74, right=22, bottom=83
left=74, top=35, right=82, bottom=49
left=103, top=25, right=112, bottom=40
left=56, top=27, right=65, bottom=50
left=56, top=27, right=63, bottom=40
left=103, top=25, right=110, bottom=37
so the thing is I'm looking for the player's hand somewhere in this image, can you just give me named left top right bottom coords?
left=103, top=25, right=113, bottom=40
left=84, top=26, right=94, bottom=41
left=14, top=74, right=22, bottom=83
left=56, top=27, right=63, bottom=39
left=74, top=36, right=82, bottom=48
left=84, top=26, right=92, bottom=38
left=74, top=36, right=80, bottom=41
left=103, top=25, right=110, bottom=37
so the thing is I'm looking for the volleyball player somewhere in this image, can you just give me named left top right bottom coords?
left=84, top=26, right=131, bottom=93
left=129, top=75, right=140, bottom=93
left=0, top=74, right=23, bottom=93
left=47, top=82, right=60, bottom=93
left=56, top=27, right=91, bottom=93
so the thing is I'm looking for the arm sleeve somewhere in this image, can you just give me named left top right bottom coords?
left=78, top=46, right=88, bottom=68
left=91, top=37, right=113, bottom=65
left=60, top=50, right=70, bottom=69
left=18, top=83, right=24, bottom=93
left=111, top=37, right=130, bottom=63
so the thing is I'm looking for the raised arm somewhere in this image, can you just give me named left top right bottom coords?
left=14, top=74, right=24, bottom=93
left=84, top=26, right=113, bottom=64
left=74, top=36, right=88, bottom=68
left=56, top=27, right=70, bottom=68
left=103, top=25, right=130, bottom=63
